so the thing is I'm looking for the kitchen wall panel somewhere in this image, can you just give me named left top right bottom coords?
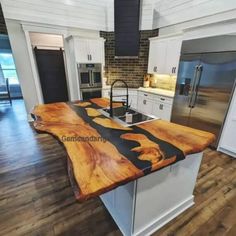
left=154, top=0, right=236, bottom=29
left=1, top=0, right=109, bottom=31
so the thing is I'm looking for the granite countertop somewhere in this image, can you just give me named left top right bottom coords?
left=138, top=87, right=175, bottom=98
left=103, top=86, right=175, bottom=98
left=32, top=98, right=215, bottom=202
left=102, top=85, right=139, bottom=91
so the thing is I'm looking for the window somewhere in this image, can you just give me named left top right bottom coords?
left=0, top=53, right=19, bottom=85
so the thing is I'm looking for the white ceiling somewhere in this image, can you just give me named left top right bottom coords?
left=1, top=0, right=236, bottom=31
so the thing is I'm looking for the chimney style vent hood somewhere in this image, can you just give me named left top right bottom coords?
left=114, top=0, right=140, bottom=58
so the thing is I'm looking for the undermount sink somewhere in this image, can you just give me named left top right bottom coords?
left=98, top=106, right=159, bottom=127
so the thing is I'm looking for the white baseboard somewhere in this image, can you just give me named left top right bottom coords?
left=134, top=196, right=194, bottom=236
left=218, top=147, right=236, bottom=158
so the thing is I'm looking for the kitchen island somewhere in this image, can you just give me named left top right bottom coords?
left=32, top=98, right=215, bottom=236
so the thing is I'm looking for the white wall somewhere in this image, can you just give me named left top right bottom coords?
left=158, top=9, right=236, bottom=36
left=1, top=0, right=109, bottom=31
left=5, top=19, right=39, bottom=118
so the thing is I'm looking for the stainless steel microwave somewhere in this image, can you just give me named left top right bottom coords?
left=78, top=63, right=102, bottom=89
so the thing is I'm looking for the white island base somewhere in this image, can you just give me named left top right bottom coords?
left=100, top=152, right=203, bottom=236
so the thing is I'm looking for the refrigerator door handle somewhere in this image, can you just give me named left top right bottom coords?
left=188, top=65, right=199, bottom=108
left=191, top=65, right=203, bottom=108
left=91, top=70, right=95, bottom=86
left=89, top=70, right=93, bottom=86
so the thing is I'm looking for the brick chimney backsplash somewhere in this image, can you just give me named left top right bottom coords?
left=100, top=29, right=158, bottom=88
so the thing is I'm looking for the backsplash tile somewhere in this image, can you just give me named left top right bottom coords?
left=100, top=29, right=159, bottom=88
left=150, top=74, right=177, bottom=91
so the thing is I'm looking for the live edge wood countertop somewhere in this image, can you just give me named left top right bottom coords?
left=32, top=98, right=215, bottom=202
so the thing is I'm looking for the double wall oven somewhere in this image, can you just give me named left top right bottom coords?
left=78, top=63, right=102, bottom=100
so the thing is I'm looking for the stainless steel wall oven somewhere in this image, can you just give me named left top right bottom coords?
left=78, top=63, right=102, bottom=100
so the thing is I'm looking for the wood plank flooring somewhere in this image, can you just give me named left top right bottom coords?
left=0, top=100, right=236, bottom=236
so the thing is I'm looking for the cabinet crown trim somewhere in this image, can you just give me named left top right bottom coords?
left=149, top=33, right=183, bottom=41
left=67, top=35, right=105, bottom=41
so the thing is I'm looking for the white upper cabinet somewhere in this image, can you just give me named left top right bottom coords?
left=148, top=40, right=167, bottom=74
left=74, top=37, right=105, bottom=64
left=87, top=39, right=105, bottom=64
left=148, top=35, right=182, bottom=75
left=165, top=37, right=182, bottom=75
left=74, top=38, right=89, bottom=63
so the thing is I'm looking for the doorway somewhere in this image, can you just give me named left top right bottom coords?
left=30, top=33, right=69, bottom=104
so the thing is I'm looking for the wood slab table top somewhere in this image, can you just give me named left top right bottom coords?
left=32, top=98, right=215, bottom=202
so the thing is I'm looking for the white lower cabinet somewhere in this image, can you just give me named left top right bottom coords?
left=137, top=91, right=173, bottom=121
left=102, top=89, right=137, bottom=109
left=102, top=89, right=173, bottom=121
left=100, top=152, right=203, bottom=236
left=137, top=96, right=153, bottom=114
left=152, top=101, right=172, bottom=121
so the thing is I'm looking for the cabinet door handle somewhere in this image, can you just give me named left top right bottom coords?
left=160, top=98, right=165, bottom=101
left=172, top=67, right=174, bottom=73
left=144, top=94, right=147, bottom=96
left=87, top=55, right=89, bottom=61
left=143, top=100, right=146, bottom=105
left=159, top=104, right=163, bottom=110
left=174, top=67, right=176, bottom=73
left=90, top=55, right=92, bottom=61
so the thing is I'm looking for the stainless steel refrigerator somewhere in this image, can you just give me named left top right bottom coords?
left=171, top=50, right=236, bottom=147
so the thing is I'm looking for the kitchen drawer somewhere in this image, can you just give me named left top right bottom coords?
left=138, top=91, right=154, bottom=100
left=152, top=94, right=173, bottom=105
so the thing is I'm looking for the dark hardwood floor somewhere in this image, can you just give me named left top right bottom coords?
left=0, top=100, right=236, bottom=236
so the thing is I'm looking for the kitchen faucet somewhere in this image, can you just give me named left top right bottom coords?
left=110, top=79, right=129, bottom=117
